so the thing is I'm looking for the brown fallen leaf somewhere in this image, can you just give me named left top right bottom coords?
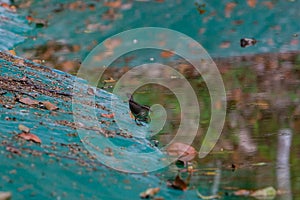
left=104, top=0, right=122, bottom=8
left=103, top=77, right=116, bottom=83
left=168, top=174, right=188, bottom=191
left=43, top=101, right=59, bottom=111
left=167, top=142, right=197, bottom=165
left=101, top=113, right=115, bottom=118
left=234, top=189, right=251, bottom=196
left=219, top=41, right=231, bottom=48
left=26, top=15, right=48, bottom=27
left=247, top=0, right=257, bottom=8
left=18, top=132, right=42, bottom=143
left=0, top=2, right=17, bottom=12
left=18, top=124, right=30, bottom=133
left=18, top=97, right=39, bottom=106
left=225, top=2, right=236, bottom=18
left=140, top=187, right=160, bottom=199
left=160, top=51, right=174, bottom=58
left=262, top=1, right=274, bottom=9
left=6, top=146, right=21, bottom=155
left=195, top=3, right=206, bottom=15
left=8, top=50, right=16, bottom=55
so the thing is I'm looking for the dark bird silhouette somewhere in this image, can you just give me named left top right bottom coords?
left=128, top=94, right=151, bottom=125
left=240, top=38, right=257, bottom=48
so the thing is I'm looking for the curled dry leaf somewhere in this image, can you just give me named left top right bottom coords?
left=101, top=113, right=115, bottom=118
left=167, top=142, right=197, bottom=164
left=18, top=97, right=39, bottom=106
left=18, top=133, right=42, bottom=143
left=140, top=187, right=160, bottom=199
left=18, top=124, right=30, bottom=133
left=43, top=101, right=59, bottom=111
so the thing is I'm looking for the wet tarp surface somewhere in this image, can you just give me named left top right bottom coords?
left=0, top=52, right=191, bottom=200
left=0, top=1, right=31, bottom=51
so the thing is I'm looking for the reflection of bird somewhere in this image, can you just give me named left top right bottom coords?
left=128, top=94, right=150, bottom=125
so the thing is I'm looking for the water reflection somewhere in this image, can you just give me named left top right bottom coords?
left=277, top=129, right=292, bottom=200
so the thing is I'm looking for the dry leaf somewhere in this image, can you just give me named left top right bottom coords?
left=103, top=77, right=116, bottom=83
left=0, top=191, right=12, bottom=200
left=140, top=187, right=160, bottom=199
left=18, top=124, right=30, bottom=133
left=6, top=146, right=21, bottom=155
left=219, top=41, right=231, bottom=48
left=262, top=1, right=274, bottom=9
left=167, top=142, right=197, bottom=164
left=43, top=101, right=59, bottom=111
left=160, top=51, right=174, bottom=58
left=247, top=0, right=257, bottom=8
left=225, top=2, right=236, bottom=18
left=104, top=38, right=122, bottom=50
left=18, top=97, right=39, bottom=106
left=18, top=132, right=42, bottom=143
left=101, top=113, right=115, bottom=118
left=234, top=189, right=251, bottom=196
left=104, top=0, right=122, bottom=8
left=168, top=174, right=188, bottom=191
left=8, top=50, right=16, bottom=55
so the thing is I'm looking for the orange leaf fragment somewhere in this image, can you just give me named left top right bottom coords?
left=43, top=101, right=59, bottom=111
left=101, top=113, right=115, bottom=118
left=247, top=0, right=256, bottom=8
left=104, top=0, right=122, bottom=8
left=234, top=189, right=251, bottom=196
left=225, top=2, right=236, bottom=18
left=8, top=50, right=16, bottom=55
left=18, top=132, right=42, bottom=143
left=160, top=51, right=174, bottom=58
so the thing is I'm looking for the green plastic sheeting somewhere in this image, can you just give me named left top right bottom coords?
left=0, top=52, right=206, bottom=199
left=0, top=2, right=31, bottom=51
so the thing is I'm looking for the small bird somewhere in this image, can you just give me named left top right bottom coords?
left=128, top=94, right=151, bottom=125
left=240, top=38, right=257, bottom=48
